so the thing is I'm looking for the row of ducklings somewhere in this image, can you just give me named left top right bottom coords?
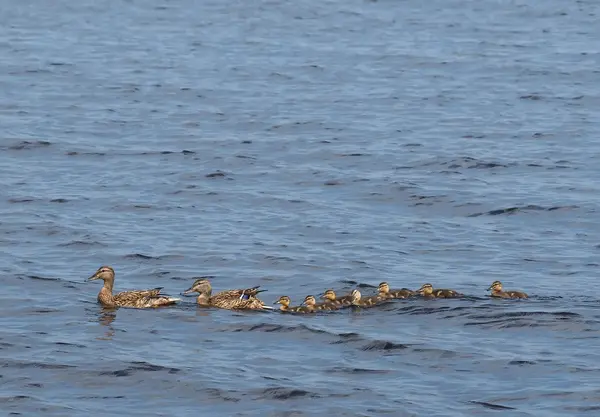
left=88, top=266, right=528, bottom=310
left=272, top=280, right=528, bottom=313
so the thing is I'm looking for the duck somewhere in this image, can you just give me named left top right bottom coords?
left=416, top=283, right=463, bottom=299
left=87, top=266, right=180, bottom=309
left=182, top=278, right=271, bottom=310
left=273, top=295, right=316, bottom=313
left=350, top=289, right=389, bottom=308
left=320, top=289, right=354, bottom=307
left=487, top=281, right=528, bottom=299
left=378, top=282, right=415, bottom=299
left=303, top=295, right=340, bottom=311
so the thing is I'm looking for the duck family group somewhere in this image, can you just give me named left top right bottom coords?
left=88, top=266, right=529, bottom=312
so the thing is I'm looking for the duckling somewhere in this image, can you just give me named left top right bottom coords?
left=378, top=282, right=415, bottom=299
left=303, top=295, right=340, bottom=311
left=182, top=278, right=271, bottom=310
left=350, top=289, right=389, bottom=308
left=273, top=296, right=316, bottom=313
left=320, top=289, right=353, bottom=307
left=416, top=283, right=463, bottom=299
left=87, top=266, right=180, bottom=309
left=487, top=281, right=528, bottom=299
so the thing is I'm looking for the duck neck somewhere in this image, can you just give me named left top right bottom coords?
left=196, top=292, right=211, bottom=305
left=103, top=278, right=114, bottom=294
left=98, top=283, right=117, bottom=308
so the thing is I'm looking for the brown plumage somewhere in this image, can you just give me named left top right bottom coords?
left=320, top=289, right=353, bottom=308
left=350, top=289, right=389, bottom=308
left=87, top=266, right=180, bottom=309
left=273, top=296, right=316, bottom=313
left=378, top=282, right=415, bottom=299
left=488, top=281, right=528, bottom=299
left=416, top=283, right=463, bottom=299
left=182, top=278, right=271, bottom=310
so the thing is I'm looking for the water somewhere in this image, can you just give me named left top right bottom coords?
left=1, top=0, right=600, bottom=415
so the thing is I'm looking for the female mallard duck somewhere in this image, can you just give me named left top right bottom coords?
left=182, top=278, right=271, bottom=310
left=378, top=282, right=415, bottom=299
left=416, top=283, right=462, bottom=299
left=487, top=281, right=528, bottom=299
left=350, top=289, right=389, bottom=308
left=273, top=295, right=316, bottom=313
left=320, top=289, right=353, bottom=307
left=87, top=266, right=180, bottom=309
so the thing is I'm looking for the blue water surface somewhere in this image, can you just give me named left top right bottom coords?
left=1, top=0, right=600, bottom=416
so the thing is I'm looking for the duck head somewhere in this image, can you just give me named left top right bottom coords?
left=350, top=289, right=361, bottom=303
left=88, top=266, right=115, bottom=282
left=321, top=289, right=336, bottom=301
left=182, top=278, right=212, bottom=296
left=273, top=296, right=291, bottom=308
left=302, top=295, right=317, bottom=307
left=378, top=282, right=390, bottom=294
left=417, top=283, right=433, bottom=296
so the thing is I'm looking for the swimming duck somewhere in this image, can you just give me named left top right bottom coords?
left=182, top=278, right=271, bottom=310
left=87, top=266, right=180, bottom=309
left=378, top=282, right=415, bottom=299
left=350, top=289, right=389, bottom=308
left=303, top=295, right=340, bottom=311
left=320, top=289, right=353, bottom=307
left=487, top=281, right=528, bottom=299
left=416, top=283, right=462, bottom=298
left=273, top=296, right=316, bottom=313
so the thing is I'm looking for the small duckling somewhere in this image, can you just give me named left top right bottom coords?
left=303, top=295, right=340, bottom=311
left=378, top=282, right=415, bottom=299
left=320, top=289, right=353, bottom=307
left=416, top=283, right=463, bottom=299
left=487, top=281, right=528, bottom=299
left=273, top=296, right=316, bottom=313
left=350, top=289, right=389, bottom=308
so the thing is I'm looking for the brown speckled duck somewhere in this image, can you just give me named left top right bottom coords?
left=320, top=289, right=353, bottom=308
left=416, top=283, right=463, bottom=299
left=378, top=282, right=415, bottom=299
left=88, top=266, right=180, bottom=309
left=487, top=281, right=528, bottom=299
left=350, top=289, right=389, bottom=308
left=273, top=295, right=316, bottom=313
left=182, top=278, right=271, bottom=310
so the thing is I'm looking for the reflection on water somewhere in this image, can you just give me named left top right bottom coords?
left=97, top=310, right=117, bottom=341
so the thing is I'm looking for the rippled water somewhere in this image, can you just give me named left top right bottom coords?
left=2, top=0, right=600, bottom=416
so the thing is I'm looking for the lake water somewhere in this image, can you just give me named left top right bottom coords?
left=1, top=0, right=600, bottom=416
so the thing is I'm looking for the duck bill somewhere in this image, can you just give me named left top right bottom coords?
left=273, top=300, right=281, bottom=305
left=181, top=287, right=196, bottom=296
left=486, top=286, right=493, bottom=291
left=87, top=273, right=101, bottom=281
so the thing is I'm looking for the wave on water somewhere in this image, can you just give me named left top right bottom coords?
left=98, top=361, right=180, bottom=377
left=0, top=140, right=52, bottom=151
left=468, top=205, right=580, bottom=217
